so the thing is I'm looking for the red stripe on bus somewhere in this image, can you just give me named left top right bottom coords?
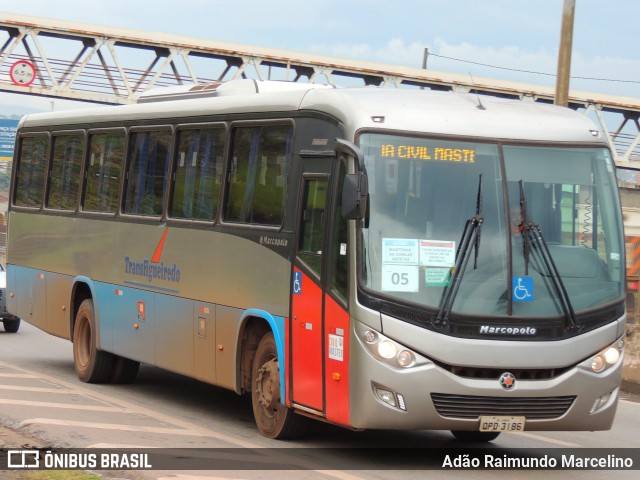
left=151, top=227, right=169, bottom=263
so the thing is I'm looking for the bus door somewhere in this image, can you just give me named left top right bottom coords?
left=291, top=155, right=350, bottom=422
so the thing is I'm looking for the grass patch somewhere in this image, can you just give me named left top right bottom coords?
left=18, top=472, right=101, bottom=480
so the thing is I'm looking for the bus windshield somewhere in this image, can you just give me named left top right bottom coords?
left=359, top=133, right=624, bottom=318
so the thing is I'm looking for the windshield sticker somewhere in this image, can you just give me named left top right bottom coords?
left=382, top=239, right=420, bottom=292
left=381, top=264, right=419, bottom=292
left=382, top=238, right=419, bottom=264
left=419, top=240, right=455, bottom=267
left=380, top=144, right=475, bottom=163
left=425, top=267, right=451, bottom=287
left=512, top=276, right=534, bottom=302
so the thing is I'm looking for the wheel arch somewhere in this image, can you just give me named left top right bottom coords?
left=70, top=277, right=97, bottom=345
left=237, top=309, right=287, bottom=401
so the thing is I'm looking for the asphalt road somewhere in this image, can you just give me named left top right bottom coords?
left=1, top=321, right=640, bottom=480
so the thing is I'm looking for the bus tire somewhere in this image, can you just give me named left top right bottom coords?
left=450, top=430, right=501, bottom=442
left=110, top=355, right=140, bottom=384
left=251, top=332, right=304, bottom=439
left=72, top=299, right=113, bottom=383
left=2, top=318, right=20, bottom=333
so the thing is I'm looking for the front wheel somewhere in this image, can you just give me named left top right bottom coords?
left=72, top=299, right=113, bottom=383
left=251, top=332, right=304, bottom=439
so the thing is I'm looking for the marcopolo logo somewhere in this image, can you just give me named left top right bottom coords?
left=479, top=325, right=537, bottom=336
left=124, top=227, right=181, bottom=283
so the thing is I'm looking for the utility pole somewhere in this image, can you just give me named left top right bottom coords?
left=555, top=0, right=576, bottom=107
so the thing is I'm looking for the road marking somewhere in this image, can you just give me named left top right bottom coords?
left=157, top=477, right=246, bottom=480
left=510, top=431, right=582, bottom=447
left=0, top=361, right=367, bottom=480
left=0, top=384, right=70, bottom=393
left=0, top=373, right=39, bottom=378
left=0, top=361, right=258, bottom=447
left=0, top=399, right=126, bottom=412
left=19, top=418, right=211, bottom=437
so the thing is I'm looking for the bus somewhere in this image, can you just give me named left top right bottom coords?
left=7, top=79, right=626, bottom=441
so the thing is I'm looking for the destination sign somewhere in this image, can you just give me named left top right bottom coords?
left=380, top=144, right=475, bottom=163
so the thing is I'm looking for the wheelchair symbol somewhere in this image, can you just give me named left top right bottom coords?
left=293, top=271, right=302, bottom=295
left=512, top=276, right=533, bottom=302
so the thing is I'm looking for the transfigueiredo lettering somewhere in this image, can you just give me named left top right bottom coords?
left=124, top=257, right=181, bottom=283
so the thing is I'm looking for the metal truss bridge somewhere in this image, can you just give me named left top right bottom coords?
left=1, top=12, right=639, bottom=168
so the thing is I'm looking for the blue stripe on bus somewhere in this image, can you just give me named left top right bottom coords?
left=123, top=279, right=180, bottom=294
left=240, top=309, right=286, bottom=406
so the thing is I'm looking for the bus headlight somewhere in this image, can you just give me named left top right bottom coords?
left=377, top=340, right=397, bottom=359
left=397, top=350, right=415, bottom=367
left=362, top=329, right=420, bottom=369
left=591, top=355, right=606, bottom=373
left=588, top=337, right=624, bottom=373
left=604, top=346, right=620, bottom=365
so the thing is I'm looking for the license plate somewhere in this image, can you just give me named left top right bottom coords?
left=479, top=416, right=526, bottom=432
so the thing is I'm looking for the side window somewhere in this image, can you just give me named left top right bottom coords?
left=124, top=129, right=172, bottom=217
left=330, top=159, right=349, bottom=301
left=14, top=135, right=49, bottom=208
left=83, top=131, right=125, bottom=213
left=47, top=133, right=84, bottom=210
left=170, top=127, right=225, bottom=221
left=298, top=178, right=328, bottom=277
left=225, top=124, right=291, bottom=225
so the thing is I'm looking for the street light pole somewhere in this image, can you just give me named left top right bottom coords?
left=555, top=0, right=576, bottom=107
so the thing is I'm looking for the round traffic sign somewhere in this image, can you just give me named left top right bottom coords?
left=9, top=60, right=36, bottom=87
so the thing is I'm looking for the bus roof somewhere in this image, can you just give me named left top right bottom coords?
left=20, top=80, right=604, bottom=145
left=300, top=87, right=603, bottom=144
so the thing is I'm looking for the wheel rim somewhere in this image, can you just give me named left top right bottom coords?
left=255, top=355, right=281, bottom=418
left=76, top=316, right=92, bottom=368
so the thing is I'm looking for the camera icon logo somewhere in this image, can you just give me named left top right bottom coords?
left=7, top=450, right=40, bottom=469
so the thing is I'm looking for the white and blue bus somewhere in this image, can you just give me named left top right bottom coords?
left=7, top=80, right=626, bottom=441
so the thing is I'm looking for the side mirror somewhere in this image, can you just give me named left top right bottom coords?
left=342, top=172, right=368, bottom=220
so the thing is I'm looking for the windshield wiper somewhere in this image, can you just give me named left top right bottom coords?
left=435, top=174, right=483, bottom=327
left=518, top=180, right=578, bottom=331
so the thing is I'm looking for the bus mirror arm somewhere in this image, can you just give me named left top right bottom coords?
left=335, top=138, right=369, bottom=220
left=334, top=138, right=366, bottom=173
left=342, top=173, right=368, bottom=220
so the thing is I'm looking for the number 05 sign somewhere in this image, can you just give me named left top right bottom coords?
left=381, top=264, right=419, bottom=292
left=9, top=60, right=36, bottom=87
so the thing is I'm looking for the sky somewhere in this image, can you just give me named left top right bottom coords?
left=0, top=0, right=639, bottom=114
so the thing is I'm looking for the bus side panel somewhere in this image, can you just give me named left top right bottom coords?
left=193, top=301, right=216, bottom=385
left=95, top=283, right=156, bottom=365
left=324, top=296, right=350, bottom=426
left=6, top=264, right=16, bottom=317
left=156, top=294, right=195, bottom=377
left=10, top=265, right=46, bottom=332
left=215, top=305, right=242, bottom=392
left=45, top=272, right=73, bottom=340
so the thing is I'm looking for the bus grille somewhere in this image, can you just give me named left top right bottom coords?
left=447, top=365, right=572, bottom=380
left=430, top=393, right=576, bottom=420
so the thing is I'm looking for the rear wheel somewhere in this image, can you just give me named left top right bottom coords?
left=251, top=332, right=304, bottom=439
left=110, top=355, right=140, bottom=384
left=451, top=430, right=501, bottom=442
left=72, top=299, right=113, bottom=383
left=2, top=318, right=20, bottom=333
